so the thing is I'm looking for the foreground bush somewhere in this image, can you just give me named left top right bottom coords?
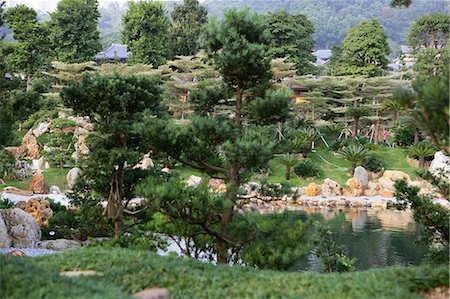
left=1, top=247, right=448, bottom=299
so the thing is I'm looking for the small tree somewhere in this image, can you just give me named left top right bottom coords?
left=408, top=143, right=436, bottom=168
left=61, top=74, right=164, bottom=237
left=279, top=153, right=297, bottom=181
left=339, top=145, right=369, bottom=175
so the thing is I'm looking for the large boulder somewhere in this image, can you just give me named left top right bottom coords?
left=67, top=167, right=81, bottom=189
left=22, top=129, right=41, bottom=158
left=0, top=212, right=12, bottom=248
left=305, top=182, right=321, bottom=196
left=363, top=181, right=382, bottom=196
left=49, top=185, right=61, bottom=194
left=354, top=166, right=369, bottom=188
left=321, top=179, right=341, bottom=197
left=37, top=239, right=81, bottom=250
left=185, top=175, right=203, bottom=187
left=343, top=178, right=363, bottom=197
left=382, top=170, right=411, bottom=182
left=429, top=151, right=450, bottom=181
left=15, top=197, right=53, bottom=226
left=29, top=172, right=46, bottom=194
left=31, top=157, right=50, bottom=171
left=0, top=208, right=41, bottom=248
left=32, top=122, right=51, bottom=138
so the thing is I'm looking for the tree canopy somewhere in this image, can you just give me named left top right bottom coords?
left=169, top=0, right=208, bottom=56
left=408, top=13, right=449, bottom=49
left=122, top=0, right=170, bottom=66
left=50, top=0, right=101, bottom=63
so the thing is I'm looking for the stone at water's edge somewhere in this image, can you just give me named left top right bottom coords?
left=305, top=183, right=321, bottom=196
left=321, top=179, right=341, bottom=197
left=29, top=172, right=46, bottom=194
left=66, top=167, right=81, bottom=189
left=343, top=178, right=363, bottom=197
left=0, top=208, right=41, bottom=248
left=354, top=166, right=369, bottom=188
left=364, top=181, right=382, bottom=196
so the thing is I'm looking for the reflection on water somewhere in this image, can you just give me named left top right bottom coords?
left=289, top=207, right=429, bottom=272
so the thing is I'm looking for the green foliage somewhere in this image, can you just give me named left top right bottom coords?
left=294, top=159, right=322, bottom=179
left=50, top=118, right=76, bottom=129
left=244, top=87, right=292, bottom=125
left=1, top=247, right=445, bottom=298
left=22, top=109, right=58, bottom=130
left=413, top=46, right=449, bottom=80
left=0, top=198, right=14, bottom=209
left=87, top=230, right=165, bottom=251
left=50, top=0, right=101, bottom=63
left=407, top=13, right=448, bottom=49
left=361, top=154, right=384, bottom=173
left=408, top=142, right=436, bottom=167
left=331, top=20, right=390, bottom=77
left=392, top=117, right=417, bottom=146
left=265, top=10, right=316, bottom=75
left=188, top=84, right=230, bottom=115
left=394, top=180, right=449, bottom=252
left=313, top=221, right=356, bottom=273
left=338, top=145, right=370, bottom=174
left=239, top=211, right=313, bottom=270
left=0, top=148, right=15, bottom=180
left=278, top=153, right=297, bottom=180
left=169, top=0, right=208, bottom=56
left=122, top=1, right=170, bottom=66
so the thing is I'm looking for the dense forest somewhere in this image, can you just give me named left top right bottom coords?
left=99, top=0, right=446, bottom=54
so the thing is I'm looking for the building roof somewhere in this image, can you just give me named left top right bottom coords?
left=313, top=49, right=332, bottom=60
left=95, top=44, right=130, bottom=60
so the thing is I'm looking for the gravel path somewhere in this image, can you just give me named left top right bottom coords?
left=0, top=248, right=58, bottom=257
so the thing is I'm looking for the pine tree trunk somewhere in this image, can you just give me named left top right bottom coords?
left=26, top=75, right=33, bottom=91
left=374, top=118, right=381, bottom=144
left=352, top=117, right=359, bottom=138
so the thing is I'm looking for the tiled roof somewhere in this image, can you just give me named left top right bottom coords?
left=95, top=43, right=130, bottom=60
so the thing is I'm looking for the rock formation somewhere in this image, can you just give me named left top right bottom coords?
left=29, top=172, right=46, bottom=194
left=343, top=178, right=363, bottom=197
left=0, top=208, right=41, bottom=248
left=305, top=182, right=321, bottom=196
left=15, top=197, right=53, bottom=226
left=67, top=167, right=81, bottom=189
left=321, top=179, right=341, bottom=196
left=354, top=166, right=368, bottom=188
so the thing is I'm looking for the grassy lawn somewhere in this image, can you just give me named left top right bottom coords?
left=0, top=168, right=70, bottom=192
left=1, top=247, right=447, bottom=299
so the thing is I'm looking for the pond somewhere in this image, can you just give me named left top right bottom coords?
left=288, top=207, right=429, bottom=272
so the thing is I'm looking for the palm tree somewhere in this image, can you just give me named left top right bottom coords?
left=326, top=123, right=344, bottom=140
left=346, top=106, right=368, bottom=138
left=409, top=143, right=436, bottom=168
left=292, top=128, right=317, bottom=158
left=383, top=100, right=403, bottom=122
left=339, top=145, right=370, bottom=175
left=279, top=153, right=298, bottom=180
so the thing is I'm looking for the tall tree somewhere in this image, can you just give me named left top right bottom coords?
left=330, top=20, right=390, bottom=77
left=407, top=13, right=448, bottom=49
left=265, top=10, right=316, bottom=75
left=61, top=74, right=164, bottom=237
left=137, top=9, right=294, bottom=264
left=169, top=0, right=208, bottom=56
left=50, top=0, right=101, bottom=63
left=122, top=0, right=170, bottom=66
left=5, top=5, right=51, bottom=90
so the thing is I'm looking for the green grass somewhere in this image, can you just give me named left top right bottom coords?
left=1, top=247, right=448, bottom=299
left=0, top=168, right=70, bottom=192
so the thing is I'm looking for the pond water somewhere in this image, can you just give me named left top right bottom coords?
left=288, top=207, right=429, bottom=272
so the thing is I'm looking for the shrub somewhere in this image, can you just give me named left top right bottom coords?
left=0, top=149, right=16, bottom=180
left=50, top=118, right=76, bottom=130
left=294, top=159, right=321, bottom=179
left=361, top=154, right=384, bottom=172
left=0, top=198, right=15, bottom=209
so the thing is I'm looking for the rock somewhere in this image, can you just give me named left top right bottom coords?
left=16, top=197, right=53, bottom=226
left=0, top=212, right=12, bottom=248
left=62, top=126, right=77, bottom=134
left=74, top=126, right=89, bottom=137
left=343, top=178, right=363, bottom=197
left=0, top=208, right=41, bottom=248
left=305, top=183, right=321, bottom=196
left=241, top=182, right=261, bottom=194
left=67, top=167, right=81, bottom=189
left=31, top=157, right=49, bottom=171
left=133, top=288, right=170, bottom=299
left=49, top=185, right=61, bottom=194
left=429, top=151, right=450, bottom=181
left=134, top=154, right=154, bottom=170
left=185, top=175, right=203, bottom=187
left=7, top=249, right=27, bottom=256
left=3, top=187, right=33, bottom=196
left=67, top=116, right=94, bottom=131
left=378, top=177, right=395, bottom=191
left=209, top=178, right=226, bottom=193
left=12, top=160, right=33, bottom=180
left=60, top=270, right=100, bottom=277
left=4, top=146, right=27, bottom=159
left=380, top=189, right=395, bottom=198
left=363, top=181, right=382, bottom=196
left=29, top=172, right=46, bottom=194
left=354, top=166, right=369, bottom=188
left=321, top=179, right=341, bottom=197
left=382, top=170, right=411, bottom=182
left=367, top=170, right=383, bottom=181
left=22, top=129, right=41, bottom=158
left=32, top=122, right=51, bottom=138
left=37, top=239, right=81, bottom=250
left=161, top=167, right=171, bottom=174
